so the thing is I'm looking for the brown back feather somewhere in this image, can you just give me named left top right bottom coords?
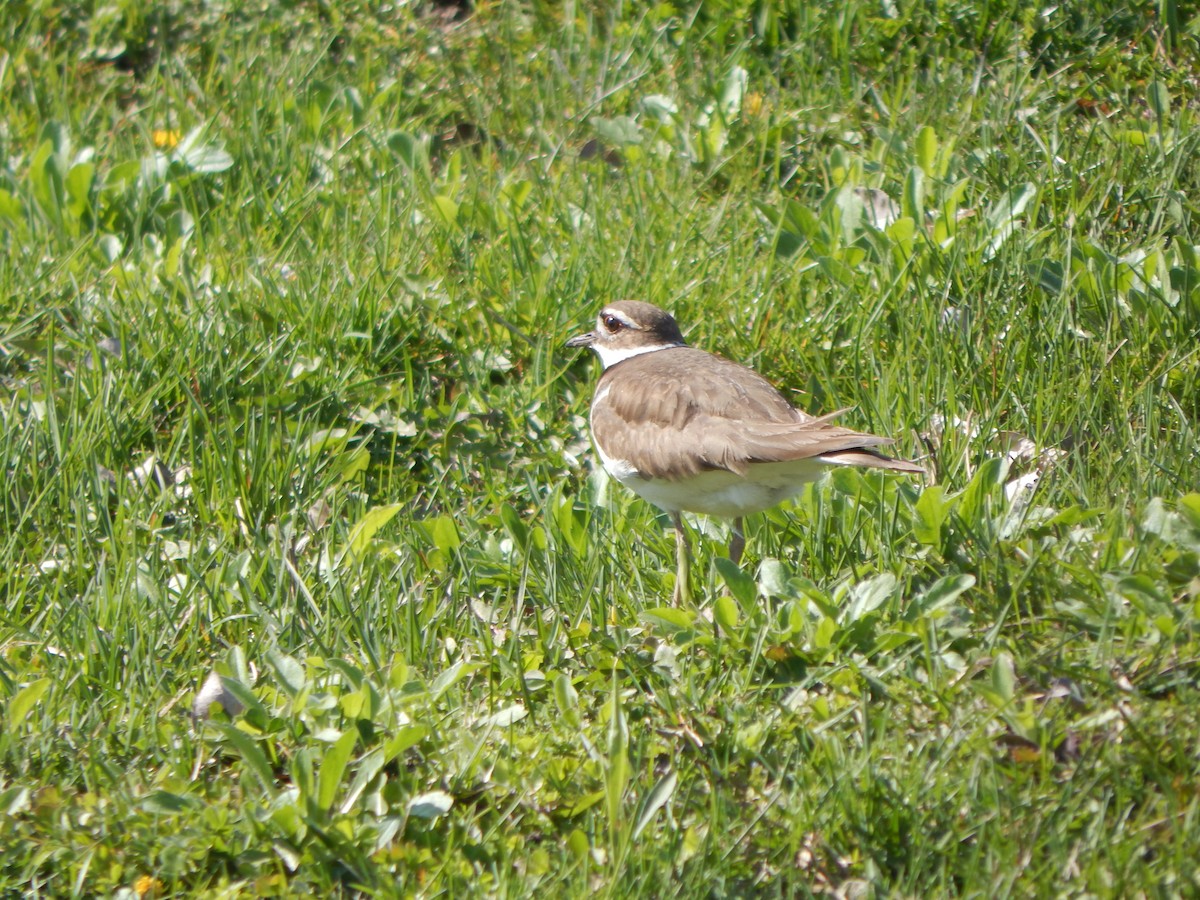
left=594, top=348, right=920, bottom=480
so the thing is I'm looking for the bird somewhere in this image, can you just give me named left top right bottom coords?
left=566, top=300, right=923, bottom=603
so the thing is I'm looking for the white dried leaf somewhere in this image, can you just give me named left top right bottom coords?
left=408, top=790, right=454, bottom=819
left=481, top=704, right=527, bottom=728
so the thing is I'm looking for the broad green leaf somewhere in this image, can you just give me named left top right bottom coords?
left=754, top=198, right=783, bottom=227
left=553, top=498, right=589, bottom=556
left=1178, top=493, right=1200, bottom=530
left=325, top=659, right=365, bottom=690
left=1044, top=505, right=1101, bottom=527
left=817, top=255, right=856, bottom=286
left=828, top=147, right=851, bottom=186
left=298, top=427, right=349, bottom=455
left=338, top=686, right=374, bottom=724
left=338, top=447, right=370, bottom=484
left=564, top=789, right=606, bottom=817
left=105, top=158, right=141, bottom=190
left=501, top=178, right=532, bottom=210
left=387, top=655, right=411, bottom=692
left=0, top=188, right=24, bottom=221
left=902, top=165, right=925, bottom=222
left=269, top=791, right=305, bottom=843
left=343, top=503, right=404, bottom=560
left=910, top=574, right=975, bottom=617
left=887, top=216, right=916, bottom=261
left=991, top=652, right=1015, bottom=703
left=1031, top=259, right=1065, bottom=294
left=29, top=138, right=60, bottom=217
left=775, top=230, right=804, bottom=259
left=842, top=574, right=898, bottom=623
left=554, top=673, right=581, bottom=729
left=914, top=484, right=952, bottom=545
left=266, top=650, right=306, bottom=697
left=783, top=200, right=821, bottom=240
left=835, top=186, right=866, bottom=242
left=715, top=558, right=755, bottom=606
left=431, top=194, right=459, bottom=227
left=291, top=748, right=315, bottom=807
left=7, top=678, right=51, bottom=727
left=1112, top=574, right=1166, bottom=608
left=1116, top=129, right=1150, bottom=147
left=384, top=724, right=428, bottom=760
left=567, top=828, right=590, bottom=858
left=214, top=723, right=277, bottom=794
left=632, top=769, right=677, bottom=840
left=164, top=236, right=187, bottom=280
left=605, top=680, right=630, bottom=823
left=985, top=182, right=1037, bottom=231
left=65, top=162, right=94, bottom=220
left=430, top=660, right=485, bottom=701
left=387, top=131, right=429, bottom=175
left=934, top=178, right=970, bottom=243
left=758, top=558, right=788, bottom=597
left=713, top=594, right=740, bottom=632
left=500, top=504, right=528, bottom=549
left=812, top=615, right=837, bottom=649
left=429, top=514, right=460, bottom=554
left=340, top=747, right=387, bottom=814
left=317, top=729, right=358, bottom=812
left=701, top=119, right=726, bottom=162
left=140, top=790, right=203, bottom=815
left=640, top=607, right=695, bottom=634
left=915, top=125, right=937, bottom=175
left=229, top=644, right=253, bottom=680
left=338, top=686, right=364, bottom=724
left=757, top=199, right=815, bottom=259
left=1147, top=81, right=1171, bottom=128
left=958, top=458, right=1008, bottom=532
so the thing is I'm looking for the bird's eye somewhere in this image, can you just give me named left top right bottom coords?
left=601, top=314, right=623, bottom=333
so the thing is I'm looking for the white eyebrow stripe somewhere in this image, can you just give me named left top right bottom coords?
left=599, top=308, right=642, bottom=329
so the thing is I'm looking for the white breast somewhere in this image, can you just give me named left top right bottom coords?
left=593, top=449, right=832, bottom=519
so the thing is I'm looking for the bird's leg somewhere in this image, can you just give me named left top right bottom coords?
left=729, top=517, right=745, bottom=567
left=671, top=511, right=691, bottom=604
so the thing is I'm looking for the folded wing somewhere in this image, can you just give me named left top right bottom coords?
left=594, top=348, right=922, bottom=480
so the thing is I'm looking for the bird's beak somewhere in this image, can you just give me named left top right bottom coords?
left=565, top=331, right=596, bottom=349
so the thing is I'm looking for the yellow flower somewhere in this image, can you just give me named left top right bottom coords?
left=133, top=875, right=163, bottom=897
left=151, top=129, right=181, bottom=150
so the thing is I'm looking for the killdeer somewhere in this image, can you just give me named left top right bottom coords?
left=567, top=301, right=923, bottom=603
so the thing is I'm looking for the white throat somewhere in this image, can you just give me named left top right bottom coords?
left=594, top=341, right=681, bottom=370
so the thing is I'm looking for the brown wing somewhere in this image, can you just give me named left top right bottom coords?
left=594, top=348, right=920, bottom=480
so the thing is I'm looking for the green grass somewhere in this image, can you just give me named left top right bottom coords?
left=2, top=0, right=1200, bottom=895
